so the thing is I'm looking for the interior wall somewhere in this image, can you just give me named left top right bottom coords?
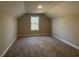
left=0, top=11, right=17, bottom=56
left=52, top=14, right=79, bottom=46
left=18, top=14, right=51, bottom=36
left=0, top=2, right=26, bottom=56
left=51, top=2, right=79, bottom=48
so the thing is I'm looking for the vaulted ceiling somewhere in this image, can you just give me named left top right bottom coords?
left=0, top=1, right=26, bottom=18
left=0, top=1, right=79, bottom=18
left=24, top=1, right=79, bottom=18
left=24, top=1, right=62, bottom=13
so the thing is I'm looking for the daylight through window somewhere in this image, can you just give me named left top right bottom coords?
left=31, top=16, right=39, bottom=31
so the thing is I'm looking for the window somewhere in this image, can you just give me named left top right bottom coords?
left=31, top=16, right=39, bottom=31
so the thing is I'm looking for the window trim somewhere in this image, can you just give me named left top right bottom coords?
left=30, top=16, right=40, bottom=31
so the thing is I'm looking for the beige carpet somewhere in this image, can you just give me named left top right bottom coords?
left=4, top=36, right=79, bottom=57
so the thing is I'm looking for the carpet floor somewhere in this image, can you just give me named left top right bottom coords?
left=4, top=36, right=79, bottom=57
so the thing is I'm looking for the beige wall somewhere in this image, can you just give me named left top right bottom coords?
left=0, top=2, right=26, bottom=56
left=51, top=2, right=79, bottom=48
left=18, top=14, right=51, bottom=35
left=52, top=14, right=79, bottom=46
left=0, top=11, right=17, bottom=56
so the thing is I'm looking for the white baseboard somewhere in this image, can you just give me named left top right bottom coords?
left=0, top=38, right=16, bottom=57
left=18, top=34, right=51, bottom=37
left=52, top=34, right=79, bottom=50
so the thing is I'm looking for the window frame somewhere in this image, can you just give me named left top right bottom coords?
left=30, top=15, right=40, bottom=31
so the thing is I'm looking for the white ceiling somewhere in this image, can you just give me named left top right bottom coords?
left=46, top=1, right=79, bottom=17
left=0, top=1, right=26, bottom=17
left=0, top=1, right=79, bottom=18
left=24, top=1, right=79, bottom=18
left=24, top=1, right=62, bottom=13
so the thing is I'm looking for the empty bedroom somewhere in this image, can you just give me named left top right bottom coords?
left=0, top=1, right=79, bottom=57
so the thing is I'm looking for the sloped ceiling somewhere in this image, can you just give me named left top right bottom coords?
left=24, top=1, right=79, bottom=18
left=46, top=1, right=79, bottom=18
left=24, top=1, right=62, bottom=13
left=0, top=1, right=79, bottom=18
left=0, top=1, right=26, bottom=18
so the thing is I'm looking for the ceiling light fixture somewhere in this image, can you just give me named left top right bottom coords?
left=38, top=5, right=42, bottom=9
